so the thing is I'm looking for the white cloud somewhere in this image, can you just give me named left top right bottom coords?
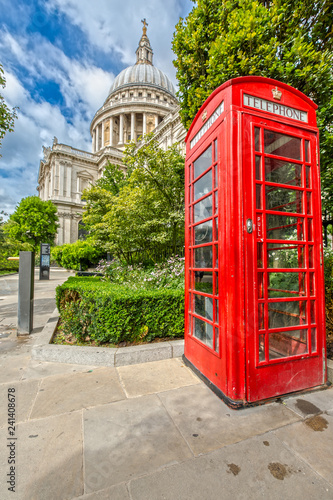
left=0, top=0, right=193, bottom=214
left=45, top=0, right=191, bottom=86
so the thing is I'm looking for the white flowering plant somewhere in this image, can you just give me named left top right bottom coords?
left=96, top=255, right=185, bottom=290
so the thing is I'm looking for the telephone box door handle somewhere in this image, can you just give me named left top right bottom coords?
left=246, top=219, right=253, bottom=234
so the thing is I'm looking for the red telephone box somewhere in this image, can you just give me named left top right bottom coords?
left=184, top=76, right=327, bottom=407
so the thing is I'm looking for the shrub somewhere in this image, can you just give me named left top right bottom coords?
left=51, top=241, right=104, bottom=270
left=56, top=276, right=184, bottom=344
left=96, top=255, right=185, bottom=290
left=324, top=247, right=333, bottom=303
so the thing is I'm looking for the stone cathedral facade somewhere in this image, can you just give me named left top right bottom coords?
left=37, top=22, right=186, bottom=245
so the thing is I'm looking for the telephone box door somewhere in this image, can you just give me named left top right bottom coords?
left=243, top=114, right=326, bottom=402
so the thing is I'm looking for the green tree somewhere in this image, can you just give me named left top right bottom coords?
left=82, top=138, right=185, bottom=263
left=0, top=211, right=31, bottom=272
left=5, top=196, right=59, bottom=251
left=0, top=63, right=17, bottom=156
left=173, top=0, right=333, bottom=212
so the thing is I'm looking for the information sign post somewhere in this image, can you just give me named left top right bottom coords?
left=39, top=243, right=51, bottom=280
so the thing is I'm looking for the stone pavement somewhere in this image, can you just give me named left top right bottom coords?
left=1, top=270, right=333, bottom=499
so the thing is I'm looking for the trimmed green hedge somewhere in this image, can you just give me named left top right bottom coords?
left=56, top=276, right=184, bottom=344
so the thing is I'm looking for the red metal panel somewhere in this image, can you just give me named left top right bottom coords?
left=185, top=76, right=326, bottom=406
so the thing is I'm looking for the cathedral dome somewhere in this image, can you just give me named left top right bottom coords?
left=109, top=63, right=175, bottom=97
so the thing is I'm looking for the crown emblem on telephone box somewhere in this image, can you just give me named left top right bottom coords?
left=272, top=87, right=282, bottom=100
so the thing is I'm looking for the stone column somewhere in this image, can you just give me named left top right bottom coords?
left=155, top=115, right=159, bottom=128
left=64, top=217, right=71, bottom=244
left=59, top=163, right=64, bottom=197
left=143, top=113, right=147, bottom=135
left=101, top=121, right=105, bottom=149
left=96, top=126, right=100, bottom=151
left=119, top=114, right=124, bottom=144
left=131, top=112, right=135, bottom=142
left=66, top=165, right=72, bottom=197
left=50, top=165, right=54, bottom=196
left=109, top=117, right=113, bottom=146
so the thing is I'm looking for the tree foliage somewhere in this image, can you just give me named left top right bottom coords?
left=0, top=63, right=17, bottom=156
left=51, top=240, right=104, bottom=271
left=172, top=0, right=333, bottom=212
left=5, top=196, right=59, bottom=251
left=82, top=138, right=185, bottom=263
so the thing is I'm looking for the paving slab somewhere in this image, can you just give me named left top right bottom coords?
left=117, top=357, right=200, bottom=398
left=0, top=379, right=40, bottom=427
left=282, top=387, right=333, bottom=417
left=21, top=359, right=98, bottom=381
left=115, top=342, right=173, bottom=366
left=158, top=384, right=301, bottom=456
left=83, top=394, right=192, bottom=493
left=274, top=413, right=333, bottom=485
left=0, top=355, right=31, bottom=383
left=74, top=483, right=130, bottom=500
left=0, top=411, right=83, bottom=500
left=129, top=432, right=333, bottom=500
left=30, top=367, right=126, bottom=419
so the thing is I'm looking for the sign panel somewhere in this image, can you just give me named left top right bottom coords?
left=190, top=102, right=224, bottom=149
left=243, top=94, right=308, bottom=123
left=39, top=243, right=51, bottom=280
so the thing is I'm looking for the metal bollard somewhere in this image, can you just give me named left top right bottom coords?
left=17, top=251, right=34, bottom=335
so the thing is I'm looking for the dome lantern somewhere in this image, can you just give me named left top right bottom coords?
left=136, top=18, right=153, bottom=65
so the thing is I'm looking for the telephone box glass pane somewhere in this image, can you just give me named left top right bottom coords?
left=194, top=195, right=213, bottom=222
left=258, top=303, right=264, bottom=329
left=310, top=301, right=316, bottom=324
left=214, top=165, right=218, bottom=187
left=269, top=330, right=308, bottom=359
left=194, top=317, right=213, bottom=348
left=305, top=140, right=310, bottom=162
left=259, top=334, right=265, bottom=362
left=214, top=191, right=218, bottom=214
left=215, top=299, right=219, bottom=324
left=255, top=127, right=261, bottom=151
left=194, top=294, right=213, bottom=321
left=265, top=186, right=303, bottom=213
left=309, top=273, right=315, bottom=295
left=194, top=220, right=213, bottom=244
left=255, top=156, right=261, bottom=180
left=194, top=246, right=212, bottom=268
left=265, top=158, right=302, bottom=186
left=308, top=245, right=314, bottom=267
left=257, top=243, right=263, bottom=268
left=308, top=219, right=313, bottom=241
left=214, top=327, right=219, bottom=353
left=311, top=328, right=317, bottom=352
left=194, top=145, right=212, bottom=179
left=268, top=301, right=307, bottom=328
left=264, top=130, right=301, bottom=160
left=194, top=169, right=212, bottom=200
left=306, top=166, right=311, bottom=188
left=307, top=192, right=312, bottom=214
left=267, top=243, right=305, bottom=268
left=266, top=214, right=304, bottom=240
left=268, top=272, right=305, bottom=298
left=256, top=185, right=262, bottom=209
left=193, top=271, right=213, bottom=294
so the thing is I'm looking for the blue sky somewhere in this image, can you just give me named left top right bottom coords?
left=0, top=0, right=193, bottom=215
